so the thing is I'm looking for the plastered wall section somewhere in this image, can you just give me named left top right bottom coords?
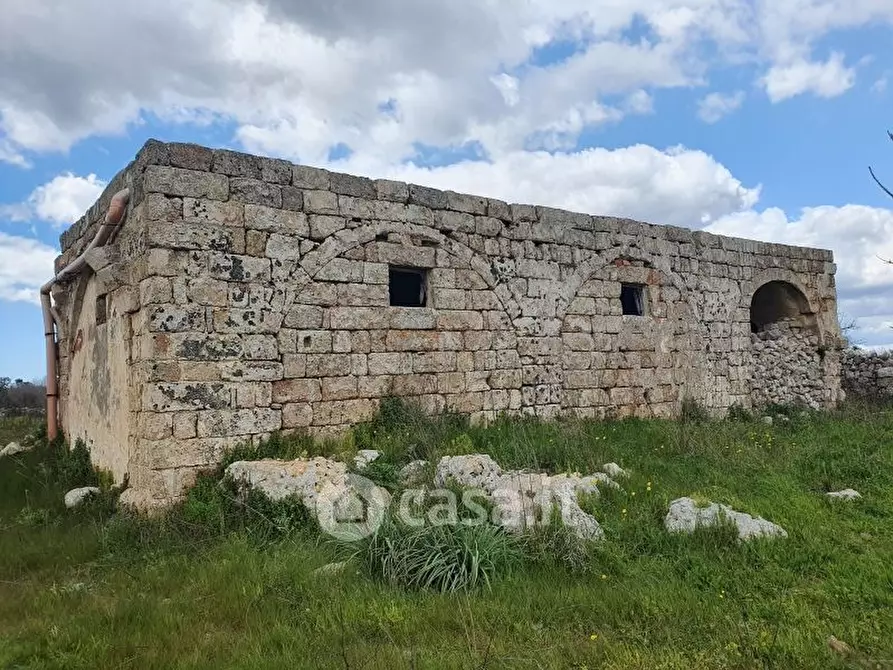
left=57, top=140, right=843, bottom=506
left=54, top=164, right=149, bottom=484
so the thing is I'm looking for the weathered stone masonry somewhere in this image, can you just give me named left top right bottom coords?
left=54, top=140, right=844, bottom=508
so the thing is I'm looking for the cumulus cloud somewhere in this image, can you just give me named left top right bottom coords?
left=0, top=232, right=57, bottom=303
left=761, top=53, right=856, bottom=102
left=335, top=144, right=759, bottom=228
left=0, top=173, right=106, bottom=228
left=1, top=0, right=890, bottom=164
left=697, top=91, right=745, bottom=123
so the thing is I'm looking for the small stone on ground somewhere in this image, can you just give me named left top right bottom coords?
left=353, top=450, right=381, bottom=469
left=602, top=462, right=628, bottom=479
left=64, top=487, right=101, bottom=509
left=1, top=442, right=30, bottom=458
left=826, top=489, right=861, bottom=501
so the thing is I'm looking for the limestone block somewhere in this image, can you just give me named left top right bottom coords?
left=220, top=361, right=284, bottom=381
left=244, top=204, right=308, bottom=236
left=260, top=158, right=293, bottom=184
left=212, top=149, right=261, bottom=178
left=279, top=185, right=303, bottom=212
left=168, top=143, right=213, bottom=171
left=172, top=412, right=198, bottom=439
left=375, top=179, right=409, bottom=203
left=197, top=408, right=281, bottom=437
left=140, top=277, right=173, bottom=305
left=413, top=352, right=458, bottom=373
left=408, top=184, right=447, bottom=209
left=337, top=283, right=389, bottom=307
left=322, top=376, right=359, bottom=400
left=316, top=258, right=365, bottom=282
left=230, top=178, right=282, bottom=207
left=211, top=308, right=279, bottom=334
left=293, top=165, right=330, bottom=190
left=183, top=198, right=244, bottom=226
left=147, top=304, right=206, bottom=333
left=144, top=382, right=232, bottom=412
left=309, top=215, right=346, bottom=240
left=304, top=190, right=340, bottom=215
left=385, top=330, right=441, bottom=352
left=266, top=234, right=303, bottom=261
left=389, top=307, right=436, bottom=329
left=306, top=353, right=352, bottom=377
left=148, top=222, right=243, bottom=254
left=143, top=165, right=228, bottom=201
left=272, top=378, right=322, bottom=403
left=367, top=353, right=413, bottom=375
left=141, top=193, right=184, bottom=221
left=140, top=412, right=173, bottom=439
left=330, top=307, right=389, bottom=330
left=282, top=403, right=314, bottom=428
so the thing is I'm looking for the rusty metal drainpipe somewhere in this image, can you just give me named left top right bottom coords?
left=40, top=188, right=131, bottom=442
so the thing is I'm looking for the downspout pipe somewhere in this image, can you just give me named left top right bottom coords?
left=41, top=188, right=130, bottom=442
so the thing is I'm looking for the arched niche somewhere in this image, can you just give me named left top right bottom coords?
left=749, top=281, right=817, bottom=335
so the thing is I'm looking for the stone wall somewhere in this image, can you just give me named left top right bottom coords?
left=55, top=140, right=844, bottom=508
left=842, top=350, right=893, bottom=398
left=750, top=319, right=826, bottom=409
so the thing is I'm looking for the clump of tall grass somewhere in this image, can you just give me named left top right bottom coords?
left=345, top=516, right=521, bottom=593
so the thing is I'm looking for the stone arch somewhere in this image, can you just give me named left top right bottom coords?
left=274, top=221, right=524, bottom=431
left=749, top=280, right=818, bottom=334
left=747, top=277, right=825, bottom=410
left=559, top=249, right=695, bottom=419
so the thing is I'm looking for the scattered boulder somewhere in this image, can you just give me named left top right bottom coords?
left=761, top=416, right=774, bottom=426
left=434, top=454, right=503, bottom=492
left=0, top=441, right=30, bottom=458
left=665, top=497, right=787, bottom=542
left=434, top=454, right=616, bottom=540
left=602, top=462, right=629, bottom=479
left=64, top=487, right=101, bottom=509
left=399, top=460, right=429, bottom=486
left=826, top=489, right=861, bottom=501
left=353, top=449, right=381, bottom=469
left=225, top=457, right=391, bottom=541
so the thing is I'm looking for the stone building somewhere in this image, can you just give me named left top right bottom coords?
left=52, top=140, right=844, bottom=507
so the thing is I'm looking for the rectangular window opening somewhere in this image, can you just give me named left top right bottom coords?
left=389, top=266, right=428, bottom=307
left=620, top=283, right=645, bottom=316
left=95, top=294, right=108, bottom=325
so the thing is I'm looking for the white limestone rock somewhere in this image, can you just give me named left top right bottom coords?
left=225, top=457, right=391, bottom=540
left=64, top=487, right=101, bottom=509
left=601, top=462, right=629, bottom=480
left=435, top=454, right=607, bottom=540
left=353, top=449, right=381, bottom=469
left=0, top=441, right=30, bottom=458
left=399, top=459, right=429, bottom=486
left=434, top=454, right=503, bottom=492
left=826, top=489, right=861, bottom=501
left=665, top=497, right=787, bottom=542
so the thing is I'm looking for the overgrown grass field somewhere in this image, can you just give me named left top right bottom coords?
left=1, top=402, right=892, bottom=669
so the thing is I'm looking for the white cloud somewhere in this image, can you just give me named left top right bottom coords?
left=0, top=232, right=57, bottom=303
left=333, top=144, right=760, bottom=229
left=27, top=173, right=107, bottom=227
left=761, top=52, right=856, bottom=102
left=872, top=76, right=888, bottom=94
left=697, top=91, right=745, bottom=123
left=1, top=173, right=106, bottom=228
left=0, top=0, right=890, bottom=165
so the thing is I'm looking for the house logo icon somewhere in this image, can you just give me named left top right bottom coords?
left=315, top=473, right=391, bottom=541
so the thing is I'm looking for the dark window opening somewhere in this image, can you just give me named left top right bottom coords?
left=389, top=267, right=427, bottom=307
left=95, top=294, right=108, bottom=325
left=620, top=283, right=645, bottom=316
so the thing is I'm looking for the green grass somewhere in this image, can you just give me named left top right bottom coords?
left=2, top=400, right=893, bottom=669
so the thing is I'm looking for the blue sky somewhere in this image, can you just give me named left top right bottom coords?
left=1, top=0, right=892, bottom=380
